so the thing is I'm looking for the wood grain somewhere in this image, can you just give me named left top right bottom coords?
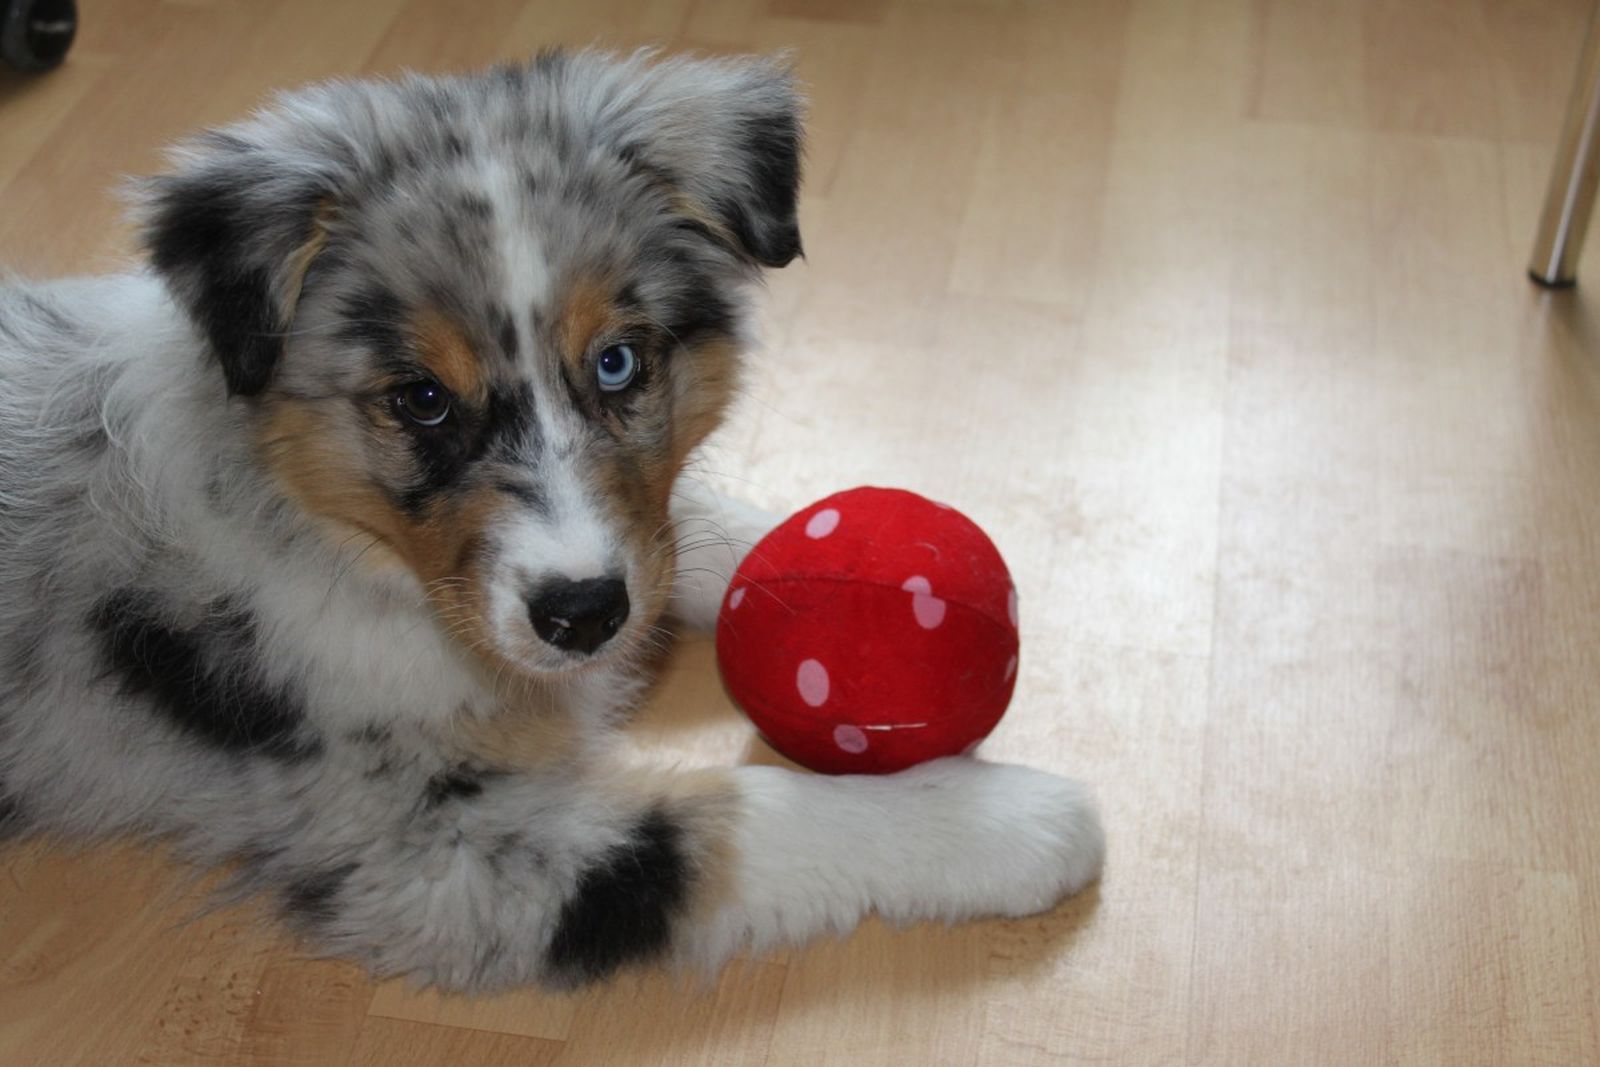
left=2, top=0, right=1598, bottom=1063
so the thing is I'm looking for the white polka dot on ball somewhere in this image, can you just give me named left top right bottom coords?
left=833, top=724, right=868, bottom=753
left=728, top=586, right=745, bottom=610
left=804, top=508, right=841, bottom=539
left=796, top=659, right=830, bottom=707
left=901, top=575, right=946, bottom=629
left=1004, top=655, right=1018, bottom=680
left=1007, top=586, right=1019, bottom=627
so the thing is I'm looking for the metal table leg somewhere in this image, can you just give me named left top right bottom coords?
left=1530, top=3, right=1600, bottom=288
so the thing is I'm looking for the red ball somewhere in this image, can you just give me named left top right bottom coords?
left=715, top=487, right=1020, bottom=774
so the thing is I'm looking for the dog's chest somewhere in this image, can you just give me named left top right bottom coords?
left=246, top=564, right=493, bottom=731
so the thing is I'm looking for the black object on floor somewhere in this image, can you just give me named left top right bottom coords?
left=2, top=0, right=76, bottom=73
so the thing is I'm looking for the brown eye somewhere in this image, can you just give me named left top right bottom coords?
left=395, top=381, right=451, bottom=426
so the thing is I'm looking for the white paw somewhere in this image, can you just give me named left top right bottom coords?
left=695, top=760, right=1103, bottom=971
left=889, top=758, right=1105, bottom=920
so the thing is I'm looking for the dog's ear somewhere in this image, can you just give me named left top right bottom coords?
left=138, top=129, right=341, bottom=397
left=596, top=51, right=804, bottom=269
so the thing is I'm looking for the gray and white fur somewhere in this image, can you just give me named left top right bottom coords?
left=0, top=50, right=1102, bottom=991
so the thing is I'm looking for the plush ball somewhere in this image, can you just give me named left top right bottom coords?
left=715, top=487, right=1020, bottom=774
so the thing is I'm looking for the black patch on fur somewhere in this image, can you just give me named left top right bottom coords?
left=301, top=240, right=349, bottom=289
left=534, top=46, right=568, bottom=78
left=371, top=146, right=400, bottom=187
left=423, top=764, right=494, bottom=808
left=70, top=424, right=109, bottom=456
left=493, top=60, right=530, bottom=92
left=145, top=169, right=323, bottom=396
left=0, top=786, right=24, bottom=839
left=456, top=193, right=492, bottom=221
left=283, top=863, right=358, bottom=926
left=481, top=382, right=538, bottom=459
left=546, top=807, right=690, bottom=983
left=352, top=723, right=391, bottom=745
left=650, top=248, right=738, bottom=349
left=492, top=832, right=529, bottom=863
left=663, top=286, right=736, bottom=350
left=614, top=283, right=643, bottom=315
left=349, top=724, right=396, bottom=778
left=721, top=115, right=803, bottom=267
left=396, top=380, right=537, bottom=513
left=487, top=832, right=546, bottom=877
left=337, top=285, right=408, bottom=355
left=441, top=218, right=478, bottom=265
left=91, top=590, right=319, bottom=762
left=189, top=264, right=282, bottom=396
left=491, top=305, right=518, bottom=363
left=628, top=110, right=802, bottom=269
left=398, top=420, right=475, bottom=514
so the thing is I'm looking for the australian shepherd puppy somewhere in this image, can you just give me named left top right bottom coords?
left=0, top=50, right=1102, bottom=990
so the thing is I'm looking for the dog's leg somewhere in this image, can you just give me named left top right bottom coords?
left=667, top=477, right=780, bottom=631
left=687, top=757, right=1104, bottom=973
left=279, top=756, right=1101, bottom=991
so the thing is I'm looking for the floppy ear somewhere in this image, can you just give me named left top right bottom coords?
left=598, top=52, right=804, bottom=269
left=139, top=132, right=340, bottom=397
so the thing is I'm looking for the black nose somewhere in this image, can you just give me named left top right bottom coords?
left=527, top=577, right=630, bottom=656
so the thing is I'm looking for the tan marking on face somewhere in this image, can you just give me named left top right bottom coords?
left=582, top=446, right=673, bottom=636
left=259, top=403, right=410, bottom=567
left=410, top=307, right=487, bottom=402
left=266, top=307, right=500, bottom=660
left=374, top=486, right=514, bottom=675
left=556, top=274, right=613, bottom=367
left=621, top=335, right=741, bottom=638
left=668, top=335, right=741, bottom=471
left=258, top=397, right=517, bottom=675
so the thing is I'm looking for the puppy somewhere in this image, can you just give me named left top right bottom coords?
left=0, top=50, right=1103, bottom=991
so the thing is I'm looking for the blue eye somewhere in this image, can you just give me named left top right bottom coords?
left=596, top=344, right=639, bottom=393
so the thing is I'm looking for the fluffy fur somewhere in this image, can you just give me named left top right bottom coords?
left=0, top=50, right=1103, bottom=991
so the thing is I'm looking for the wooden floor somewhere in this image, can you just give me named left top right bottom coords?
left=4, top=0, right=1600, bottom=1062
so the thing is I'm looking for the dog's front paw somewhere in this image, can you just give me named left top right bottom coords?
left=893, top=758, right=1105, bottom=920
left=976, top=762, right=1105, bottom=914
left=702, top=758, right=1102, bottom=967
